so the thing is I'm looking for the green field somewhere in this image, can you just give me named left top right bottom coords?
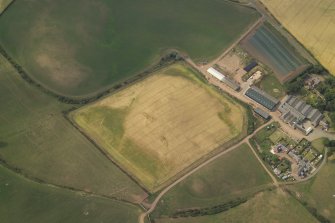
left=151, top=144, right=272, bottom=218
left=0, top=54, right=146, bottom=202
left=287, top=156, right=335, bottom=222
left=311, top=138, right=327, bottom=153
left=155, top=189, right=318, bottom=223
left=0, top=0, right=259, bottom=96
left=252, top=122, right=280, bottom=151
left=0, top=165, right=141, bottom=223
left=258, top=74, right=286, bottom=99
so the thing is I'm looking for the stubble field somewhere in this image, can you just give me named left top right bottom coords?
left=260, top=0, right=335, bottom=75
left=72, top=63, right=247, bottom=192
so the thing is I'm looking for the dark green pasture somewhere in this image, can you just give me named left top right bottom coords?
left=0, top=54, right=146, bottom=203
left=0, top=166, right=141, bottom=223
left=151, top=144, right=272, bottom=218
left=0, top=0, right=259, bottom=96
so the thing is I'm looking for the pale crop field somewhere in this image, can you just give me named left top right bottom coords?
left=260, top=0, right=335, bottom=75
left=0, top=0, right=12, bottom=14
left=72, top=63, right=246, bottom=192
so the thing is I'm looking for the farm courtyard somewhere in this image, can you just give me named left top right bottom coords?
left=72, top=63, right=247, bottom=192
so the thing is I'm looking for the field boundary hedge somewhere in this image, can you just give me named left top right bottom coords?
left=0, top=44, right=182, bottom=104
left=284, top=188, right=331, bottom=223
left=0, top=156, right=139, bottom=206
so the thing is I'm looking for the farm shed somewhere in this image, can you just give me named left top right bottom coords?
left=243, top=61, right=258, bottom=72
left=207, top=67, right=225, bottom=81
left=245, top=86, right=279, bottom=110
left=207, top=67, right=240, bottom=91
left=279, top=95, right=323, bottom=126
left=254, top=107, right=270, bottom=120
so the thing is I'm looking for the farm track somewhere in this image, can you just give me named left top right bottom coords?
left=139, top=119, right=328, bottom=222
left=138, top=16, right=279, bottom=223
left=138, top=9, right=333, bottom=219
left=0, top=1, right=329, bottom=221
left=200, top=16, right=265, bottom=72
left=138, top=121, right=277, bottom=223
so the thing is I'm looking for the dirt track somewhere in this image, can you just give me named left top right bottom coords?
left=138, top=4, right=334, bottom=220
left=138, top=121, right=277, bottom=223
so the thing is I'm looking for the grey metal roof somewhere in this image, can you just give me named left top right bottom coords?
left=254, top=107, right=270, bottom=119
left=222, top=76, right=240, bottom=91
left=245, top=86, right=279, bottom=110
left=280, top=95, right=323, bottom=126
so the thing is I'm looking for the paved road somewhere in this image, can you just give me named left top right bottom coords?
left=138, top=121, right=275, bottom=223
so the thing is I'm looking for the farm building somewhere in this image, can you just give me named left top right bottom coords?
left=207, top=67, right=240, bottom=91
left=245, top=86, right=279, bottom=110
left=279, top=95, right=323, bottom=127
left=254, top=107, right=270, bottom=120
left=244, top=61, right=258, bottom=72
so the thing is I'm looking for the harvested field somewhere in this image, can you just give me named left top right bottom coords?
left=72, top=63, right=247, bottom=192
left=0, top=54, right=146, bottom=203
left=0, top=0, right=12, bottom=14
left=242, top=23, right=308, bottom=82
left=0, top=0, right=259, bottom=96
left=260, top=0, right=335, bottom=76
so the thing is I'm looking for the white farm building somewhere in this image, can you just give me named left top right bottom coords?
left=207, top=67, right=240, bottom=91
left=207, top=67, right=225, bottom=81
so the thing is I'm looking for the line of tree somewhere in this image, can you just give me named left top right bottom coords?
left=285, top=65, right=335, bottom=126
left=171, top=198, right=247, bottom=218
left=285, top=65, right=327, bottom=95
left=0, top=45, right=183, bottom=105
left=285, top=189, right=331, bottom=223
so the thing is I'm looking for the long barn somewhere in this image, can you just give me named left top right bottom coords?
left=245, top=86, right=279, bottom=111
left=207, top=67, right=240, bottom=91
